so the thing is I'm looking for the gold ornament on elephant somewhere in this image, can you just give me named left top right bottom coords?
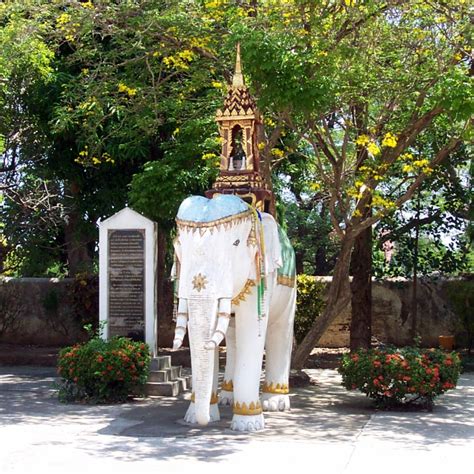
left=262, top=382, right=289, bottom=394
left=221, top=380, right=234, bottom=392
left=192, top=273, right=208, bottom=292
left=233, top=400, right=262, bottom=416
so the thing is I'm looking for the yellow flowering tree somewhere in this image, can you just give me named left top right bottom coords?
left=230, top=0, right=472, bottom=367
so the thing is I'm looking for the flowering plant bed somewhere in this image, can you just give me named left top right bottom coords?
left=339, top=346, right=461, bottom=410
left=57, top=330, right=150, bottom=403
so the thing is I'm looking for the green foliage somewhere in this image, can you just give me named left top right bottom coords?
left=339, top=347, right=461, bottom=409
left=57, top=328, right=151, bottom=404
left=294, top=275, right=326, bottom=344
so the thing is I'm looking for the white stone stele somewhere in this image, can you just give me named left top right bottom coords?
left=98, top=207, right=158, bottom=356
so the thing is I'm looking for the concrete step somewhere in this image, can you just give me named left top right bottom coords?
left=145, top=380, right=180, bottom=397
left=177, top=375, right=192, bottom=392
left=148, top=366, right=182, bottom=383
left=150, top=356, right=171, bottom=371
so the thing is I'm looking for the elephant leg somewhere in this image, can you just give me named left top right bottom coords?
left=263, top=285, right=296, bottom=412
left=185, top=347, right=220, bottom=424
left=219, top=317, right=235, bottom=406
left=231, top=292, right=268, bottom=432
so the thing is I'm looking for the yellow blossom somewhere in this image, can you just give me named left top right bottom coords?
left=367, top=142, right=381, bottom=156
left=402, top=164, right=414, bottom=173
left=264, top=117, right=276, bottom=127
left=92, top=157, right=101, bottom=165
left=81, top=68, right=89, bottom=75
left=382, top=132, right=397, bottom=148
left=413, top=159, right=429, bottom=168
left=211, top=81, right=223, bottom=89
left=56, top=13, right=71, bottom=26
left=344, top=0, right=356, bottom=5
left=355, top=134, right=370, bottom=146
left=202, top=152, right=217, bottom=161
left=400, top=152, right=414, bottom=161
left=81, top=1, right=94, bottom=9
left=257, top=143, right=266, bottom=151
left=271, top=148, right=285, bottom=158
left=352, top=209, right=362, bottom=218
left=310, top=182, right=321, bottom=191
left=118, top=83, right=137, bottom=97
left=178, top=49, right=195, bottom=62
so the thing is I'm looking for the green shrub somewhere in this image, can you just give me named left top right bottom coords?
left=339, top=347, right=461, bottom=409
left=57, top=328, right=150, bottom=403
left=294, top=275, right=326, bottom=343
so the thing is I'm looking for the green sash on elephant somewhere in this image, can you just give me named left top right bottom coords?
left=277, top=226, right=296, bottom=288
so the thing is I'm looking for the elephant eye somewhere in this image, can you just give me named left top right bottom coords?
left=233, top=239, right=240, bottom=246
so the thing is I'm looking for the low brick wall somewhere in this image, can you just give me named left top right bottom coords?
left=0, top=276, right=470, bottom=348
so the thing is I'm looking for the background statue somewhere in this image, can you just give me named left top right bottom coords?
left=172, top=194, right=296, bottom=432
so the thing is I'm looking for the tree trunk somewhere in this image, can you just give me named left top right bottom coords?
left=411, top=189, right=421, bottom=339
left=349, top=224, right=372, bottom=351
left=64, top=181, right=92, bottom=276
left=156, top=225, right=174, bottom=348
left=292, top=237, right=354, bottom=370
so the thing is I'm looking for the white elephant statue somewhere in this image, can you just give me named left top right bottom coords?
left=172, top=194, right=296, bottom=432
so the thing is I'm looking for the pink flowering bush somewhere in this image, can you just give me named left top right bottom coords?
left=57, top=326, right=150, bottom=403
left=339, top=346, right=461, bottom=409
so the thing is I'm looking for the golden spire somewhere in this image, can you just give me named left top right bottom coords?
left=232, top=43, right=244, bottom=88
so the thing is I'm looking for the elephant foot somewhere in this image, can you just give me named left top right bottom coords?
left=261, top=393, right=291, bottom=412
left=230, top=413, right=265, bottom=432
left=219, top=390, right=234, bottom=406
left=184, top=402, right=220, bottom=424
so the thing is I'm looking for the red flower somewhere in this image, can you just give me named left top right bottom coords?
left=402, top=376, right=411, bottom=382
left=351, top=354, right=359, bottom=362
left=96, top=355, right=104, bottom=363
left=373, top=360, right=382, bottom=368
left=373, top=378, right=380, bottom=386
left=445, top=359, right=453, bottom=366
left=378, top=375, right=384, bottom=381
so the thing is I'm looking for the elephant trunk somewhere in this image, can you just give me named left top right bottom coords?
left=187, top=297, right=218, bottom=426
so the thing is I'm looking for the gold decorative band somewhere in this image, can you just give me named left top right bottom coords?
left=277, top=275, right=296, bottom=288
left=221, top=380, right=233, bottom=392
left=191, top=392, right=219, bottom=404
left=232, top=279, right=256, bottom=306
left=233, top=400, right=262, bottom=416
left=262, top=382, right=289, bottom=394
left=176, top=209, right=252, bottom=231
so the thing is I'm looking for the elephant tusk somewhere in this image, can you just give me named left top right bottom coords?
left=205, top=298, right=231, bottom=350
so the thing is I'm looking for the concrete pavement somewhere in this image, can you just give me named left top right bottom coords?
left=0, top=366, right=472, bottom=474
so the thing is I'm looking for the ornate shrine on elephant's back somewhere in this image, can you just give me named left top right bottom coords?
left=205, top=44, right=274, bottom=214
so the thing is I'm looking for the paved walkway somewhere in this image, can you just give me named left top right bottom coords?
left=0, top=366, right=472, bottom=473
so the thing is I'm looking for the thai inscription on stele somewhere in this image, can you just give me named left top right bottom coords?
left=108, top=229, right=145, bottom=341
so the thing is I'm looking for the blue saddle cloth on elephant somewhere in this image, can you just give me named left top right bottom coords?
left=277, top=226, right=296, bottom=287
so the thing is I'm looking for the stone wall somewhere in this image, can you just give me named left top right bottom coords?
left=317, top=277, right=469, bottom=348
left=0, top=278, right=85, bottom=346
left=0, top=276, right=470, bottom=348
